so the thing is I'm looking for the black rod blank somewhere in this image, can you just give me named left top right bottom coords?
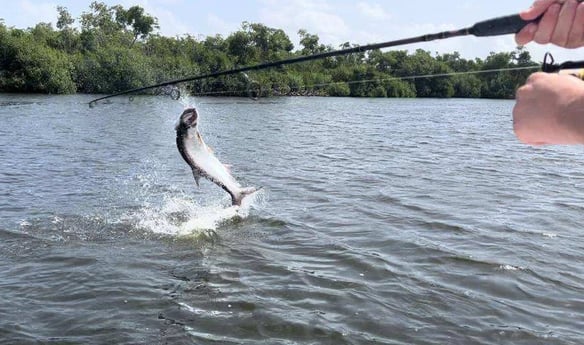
left=88, top=13, right=540, bottom=106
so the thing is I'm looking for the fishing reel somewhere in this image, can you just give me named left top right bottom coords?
left=542, top=53, right=584, bottom=79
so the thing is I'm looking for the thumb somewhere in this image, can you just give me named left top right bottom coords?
left=520, top=0, right=557, bottom=20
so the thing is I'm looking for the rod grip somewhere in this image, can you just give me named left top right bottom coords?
left=471, top=14, right=536, bottom=37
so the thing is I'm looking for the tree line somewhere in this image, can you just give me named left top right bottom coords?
left=0, top=2, right=539, bottom=98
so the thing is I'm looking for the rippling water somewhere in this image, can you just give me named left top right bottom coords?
left=1, top=94, right=583, bottom=344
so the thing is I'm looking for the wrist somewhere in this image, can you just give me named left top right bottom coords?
left=559, top=79, right=584, bottom=144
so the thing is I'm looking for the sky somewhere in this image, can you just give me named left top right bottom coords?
left=3, top=0, right=583, bottom=62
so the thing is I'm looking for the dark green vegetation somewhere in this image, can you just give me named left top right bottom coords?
left=0, top=2, right=538, bottom=98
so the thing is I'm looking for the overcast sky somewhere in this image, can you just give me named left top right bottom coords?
left=3, top=0, right=583, bottom=62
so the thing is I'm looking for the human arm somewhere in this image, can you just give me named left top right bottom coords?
left=513, top=72, right=584, bottom=145
left=515, top=0, right=584, bottom=48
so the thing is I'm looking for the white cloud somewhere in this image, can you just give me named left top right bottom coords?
left=356, top=2, right=391, bottom=21
left=17, top=0, right=58, bottom=27
left=8, top=0, right=553, bottom=61
left=206, top=13, right=239, bottom=37
left=152, top=7, right=192, bottom=37
left=518, top=43, right=574, bottom=64
left=119, top=0, right=193, bottom=37
left=258, top=0, right=349, bottom=48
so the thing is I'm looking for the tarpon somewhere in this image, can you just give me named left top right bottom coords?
left=175, top=108, right=258, bottom=206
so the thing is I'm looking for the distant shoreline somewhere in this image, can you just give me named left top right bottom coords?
left=0, top=3, right=536, bottom=99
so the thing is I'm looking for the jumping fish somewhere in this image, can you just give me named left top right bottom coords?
left=175, top=108, right=258, bottom=206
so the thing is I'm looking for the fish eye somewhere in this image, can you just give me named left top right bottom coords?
left=181, top=112, right=198, bottom=127
left=181, top=108, right=197, bottom=120
left=185, top=109, right=197, bottom=117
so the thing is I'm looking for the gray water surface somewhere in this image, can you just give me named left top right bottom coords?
left=0, top=94, right=583, bottom=344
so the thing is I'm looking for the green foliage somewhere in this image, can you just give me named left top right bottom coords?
left=451, top=75, right=482, bottom=98
left=385, top=79, right=416, bottom=98
left=75, top=46, right=154, bottom=93
left=0, top=2, right=539, bottom=98
left=56, top=6, right=75, bottom=30
left=117, top=6, right=158, bottom=47
left=0, top=27, right=75, bottom=93
left=475, top=51, right=537, bottom=99
left=327, top=82, right=351, bottom=97
left=298, top=29, right=326, bottom=55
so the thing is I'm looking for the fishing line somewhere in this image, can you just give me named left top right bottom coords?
left=88, top=12, right=547, bottom=107
left=88, top=10, right=584, bottom=107
left=309, top=66, right=540, bottom=87
left=181, top=65, right=540, bottom=98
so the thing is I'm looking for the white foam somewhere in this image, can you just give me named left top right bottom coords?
left=177, top=204, right=240, bottom=236
left=130, top=189, right=263, bottom=237
left=498, top=264, right=525, bottom=271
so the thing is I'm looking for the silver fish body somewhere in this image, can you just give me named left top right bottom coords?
left=176, top=108, right=257, bottom=206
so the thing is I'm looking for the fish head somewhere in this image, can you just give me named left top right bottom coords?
left=176, top=108, right=199, bottom=131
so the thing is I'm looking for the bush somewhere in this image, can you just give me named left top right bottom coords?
left=326, top=82, right=350, bottom=96
left=0, top=32, right=76, bottom=93
left=386, top=79, right=416, bottom=98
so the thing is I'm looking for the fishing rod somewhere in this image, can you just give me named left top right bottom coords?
left=89, top=11, right=584, bottom=107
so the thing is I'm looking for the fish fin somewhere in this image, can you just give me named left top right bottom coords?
left=192, top=169, right=201, bottom=187
left=232, top=186, right=261, bottom=206
left=196, top=132, right=204, bottom=145
left=207, top=145, right=214, bottom=154
left=223, top=163, right=232, bottom=173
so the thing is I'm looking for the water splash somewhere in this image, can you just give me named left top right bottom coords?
left=178, top=91, right=198, bottom=110
left=130, top=190, right=264, bottom=237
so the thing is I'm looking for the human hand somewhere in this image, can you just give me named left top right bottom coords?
left=513, top=72, right=584, bottom=145
left=515, top=0, right=584, bottom=48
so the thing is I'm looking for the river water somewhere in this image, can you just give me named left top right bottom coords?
left=0, top=94, right=583, bottom=344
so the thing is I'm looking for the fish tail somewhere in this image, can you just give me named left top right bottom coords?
left=232, top=187, right=260, bottom=206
